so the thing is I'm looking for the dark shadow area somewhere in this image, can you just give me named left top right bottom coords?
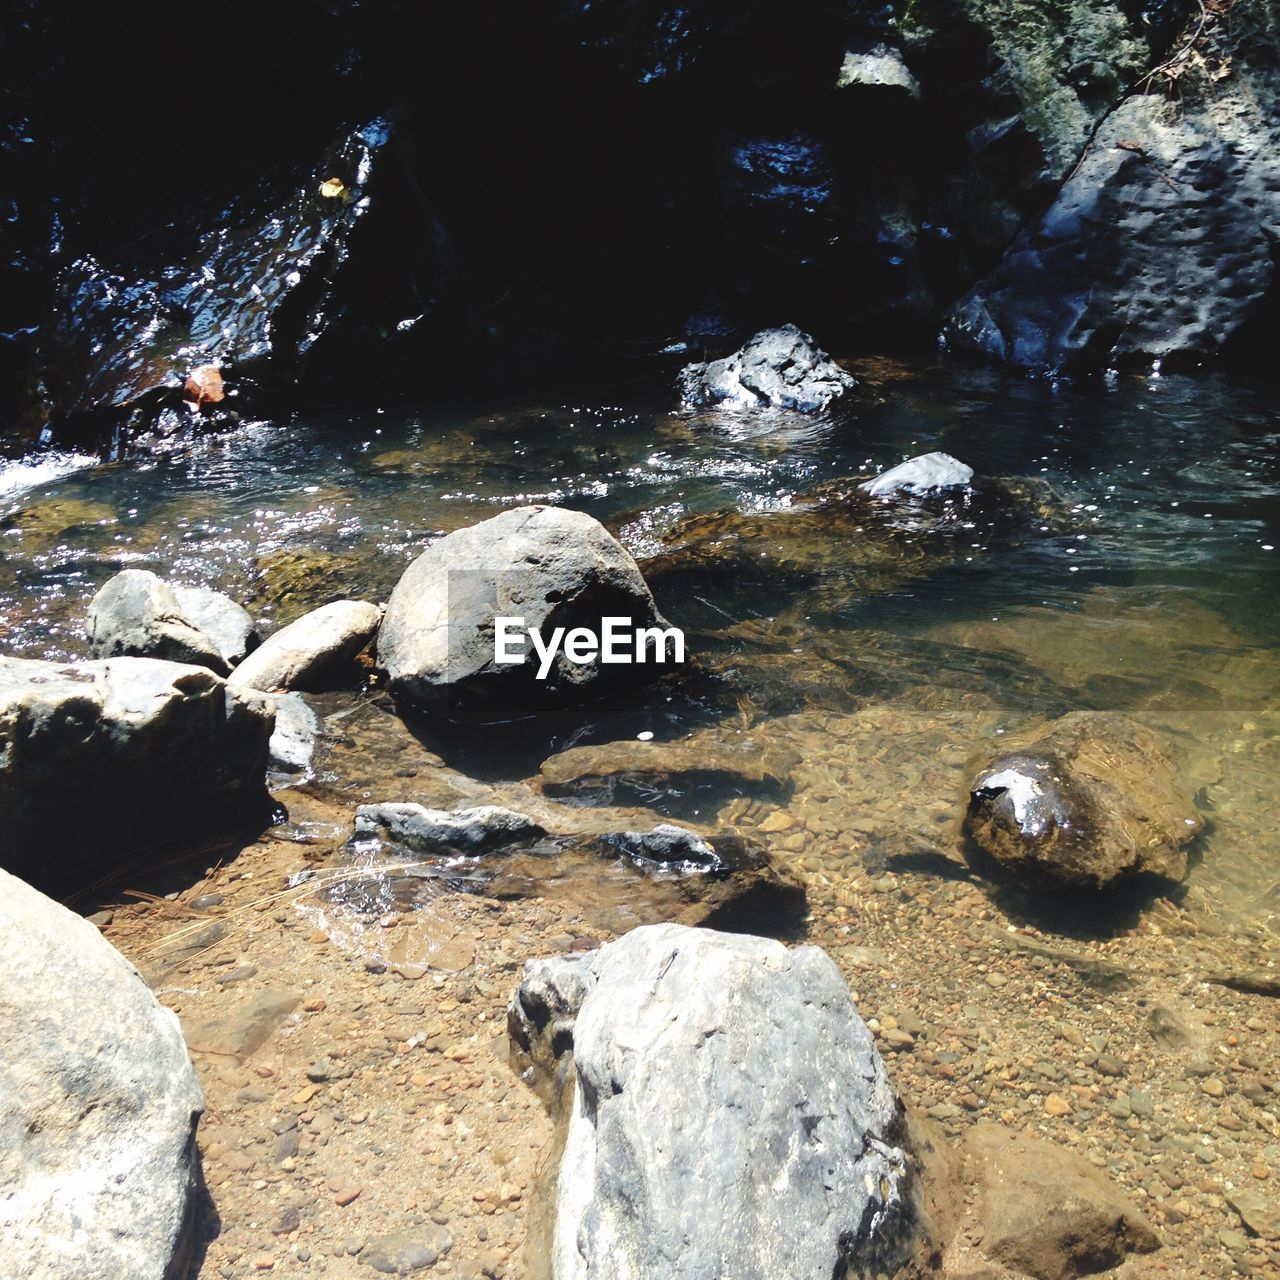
left=180, top=1157, right=222, bottom=1280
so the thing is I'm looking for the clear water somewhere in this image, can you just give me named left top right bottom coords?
left=2, top=355, right=1278, bottom=922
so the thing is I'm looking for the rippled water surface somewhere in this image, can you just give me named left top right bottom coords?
left=3, top=356, right=1278, bottom=921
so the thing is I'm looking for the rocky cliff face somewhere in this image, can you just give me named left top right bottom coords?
left=3, top=0, right=1276, bottom=444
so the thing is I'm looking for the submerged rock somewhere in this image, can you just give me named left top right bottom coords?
left=0, top=655, right=272, bottom=886
left=537, top=736, right=795, bottom=815
left=228, top=599, right=380, bottom=693
left=678, top=324, right=856, bottom=413
left=379, top=506, right=675, bottom=719
left=860, top=451, right=974, bottom=497
left=87, top=568, right=230, bottom=674
left=353, top=803, right=545, bottom=853
left=964, top=1124, right=1160, bottom=1279
left=966, top=710, right=1202, bottom=890
left=509, top=924, right=917, bottom=1280
left=0, top=865, right=204, bottom=1280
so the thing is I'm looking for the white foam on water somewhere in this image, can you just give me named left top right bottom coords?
left=0, top=451, right=99, bottom=503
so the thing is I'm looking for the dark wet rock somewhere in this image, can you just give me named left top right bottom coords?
left=0, top=865, right=203, bottom=1280
left=171, top=585, right=258, bottom=668
left=538, top=737, right=795, bottom=815
left=86, top=568, right=229, bottom=674
left=965, top=1124, right=1160, bottom=1278
left=333, top=806, right=805, bottom=942
left=902, top=0, right=1155, bottom=189
left=509, top=924, right=917, bottom=1280
left=0, top=655, right=272, bottom=887
left=266, top=692, right=321, bottom=777
left=228, top=600, right=380, bottom=693
left=379, top=506, right=674, bottom=719
left=353, top=803, right=545, bottom=853
left=361, top=1228, right=454, bottom=1274
left=966, top=711, right=1202, bottom=890
left=948, top=37, right=1280, bottom=371
left=46, top=116, right=447, bottom=436
left=860, top=451, right=974, bottom=498
left=678, top=324, right=855, bottom=413
left=600, top=823, right=724, bottom=870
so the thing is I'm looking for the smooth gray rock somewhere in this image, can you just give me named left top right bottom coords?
left=0, top=865, right=204, bottom=1280
left=354, top=802, right=544, bottom=853
left=378, top=505, right=672, bottom=718
left=0, top=655, right=273, bottom=885
left=860, top=451, right=974, bottom=497
left=87, top=569, right=229, bottom=674
left=510, top=924, right=915, bottom=1280
left=227, top=599, right=380, bottom=692
left=266, top=692, right=320, bottom=776
left=171, top=585, right=258, bottom=667
left=678, top=324, right=856, bottom=413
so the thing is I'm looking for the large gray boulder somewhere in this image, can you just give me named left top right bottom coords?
left=0, top=656, right=273, bottom=885
left=378, top=506, right=675, bottom=718
left=0, top=866, right=204, bottom=1280
left=678, top=324, right=856, bottom=413
left=87, top=569, right=230, bottom=674
left=947, top=65, right=1280, bottom=371
left=966, top=710, right=1202, bottom=890
left=227, top=599, right=380, bottom=693
left=509, top=924, right=916, bottom=1280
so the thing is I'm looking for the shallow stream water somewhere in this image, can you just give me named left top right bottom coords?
left=3, top=355, right=1278, bottom=931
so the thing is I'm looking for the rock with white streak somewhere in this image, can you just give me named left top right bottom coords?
left=509, top=923, right=917, bottom=1280
left=860, top=452, right=974, bottom=498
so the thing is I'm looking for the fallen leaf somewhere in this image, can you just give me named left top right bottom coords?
left=319, top=176, right=346, bottom=199
left=183, top=364, right=225, bottom=405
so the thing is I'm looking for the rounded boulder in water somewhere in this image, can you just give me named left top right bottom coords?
left=378, top=505, right=675, bottom=720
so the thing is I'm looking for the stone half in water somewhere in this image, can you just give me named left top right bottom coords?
left=860, top=451, right=975, bottom=498
left=678, top=323, right=856, bottom=414
left=965, top=711, right=1203, bottom=892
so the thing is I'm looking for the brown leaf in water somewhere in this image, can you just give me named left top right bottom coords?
left=184, top=364, right=225, bottom=406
